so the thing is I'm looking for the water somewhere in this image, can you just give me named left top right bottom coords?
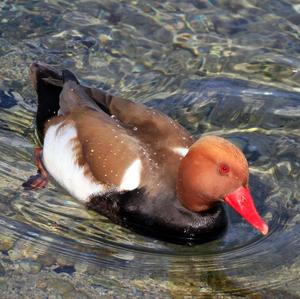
left=0, top=0, right=300, bottom=298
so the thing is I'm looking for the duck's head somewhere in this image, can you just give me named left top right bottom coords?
left=177, top=136, right=268, bottom=235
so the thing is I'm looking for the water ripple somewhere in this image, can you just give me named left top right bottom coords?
left=0, top=0, right=300, bottom=297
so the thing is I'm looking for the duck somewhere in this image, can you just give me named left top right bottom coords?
left=23, top=62, right=268, bottom=245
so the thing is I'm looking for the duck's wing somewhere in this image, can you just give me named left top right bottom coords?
left=31, top=62, right=194, bottom=151
left=85, top=88, right=195, bottom=150
left=43, top=79, right=150, bottom=200
left=58, top=70, right=103, bottom=115
left=61, top=77, right=194, bottom=151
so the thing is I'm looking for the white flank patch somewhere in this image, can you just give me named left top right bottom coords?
left=119, top=159, right=142, bottom=191
left=172, top=147, right=189, bottom=157
left=43, top=122, right=104, bottom=202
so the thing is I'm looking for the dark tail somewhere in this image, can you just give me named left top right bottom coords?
left=62, top=69, right=79, bottom=84
left=30, top=62, right=62, bottom=143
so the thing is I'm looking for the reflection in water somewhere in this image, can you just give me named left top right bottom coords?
left=0, top=0, right=300, bottom=297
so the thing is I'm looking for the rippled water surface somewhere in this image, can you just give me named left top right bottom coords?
left=0, top=0, right=300, bottom=298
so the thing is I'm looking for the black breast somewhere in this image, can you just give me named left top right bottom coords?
left=87, top=189, right=227, bottom=245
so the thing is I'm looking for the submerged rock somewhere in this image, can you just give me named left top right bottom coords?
left=0, top=235, right=14, bottom=251
left=0, top=281, right=8, bottom=291
left=47, top=278, right=74, bottom=294
left=37, top=254, right=56, bottom=267
left=63, top=290, right=90, bottom=299
left=0, top=263, right=5, bottom=276
left=18, top=259, right=42, bottom=274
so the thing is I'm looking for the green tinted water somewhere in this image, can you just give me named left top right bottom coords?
left=0, top=0, right=299, bottom=298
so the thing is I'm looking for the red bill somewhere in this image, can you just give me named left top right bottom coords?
left=224, top=186, right=268, bottom=235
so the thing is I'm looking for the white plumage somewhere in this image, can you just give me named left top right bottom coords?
left=43, top=122, right=105, bottom=202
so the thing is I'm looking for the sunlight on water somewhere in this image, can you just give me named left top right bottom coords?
left=0, top=0, right=299, bottom=298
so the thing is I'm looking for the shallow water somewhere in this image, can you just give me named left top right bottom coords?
left=0, top=0, right=300, bottom=298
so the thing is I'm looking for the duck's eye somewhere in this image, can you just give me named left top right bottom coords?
left=219, top=163, right=230, bottom=175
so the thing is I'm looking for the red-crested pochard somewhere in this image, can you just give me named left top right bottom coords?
left=23, top=62, right=268, bottom=245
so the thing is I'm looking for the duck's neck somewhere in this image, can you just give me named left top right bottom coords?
left=177, top=187, right=211, bottom=212
left=176, top=150, right=214, bottom=212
